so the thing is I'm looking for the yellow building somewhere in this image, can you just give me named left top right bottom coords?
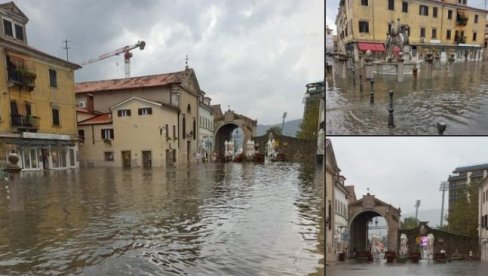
left=0, top=2, right=81, bottom=171
left=75, top=68, right=200, bottom=167
left=335, top=0, right=488, bottom=62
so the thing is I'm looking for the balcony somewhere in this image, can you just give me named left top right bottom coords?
left=8, top=68, right=36, bottom=91
left=456, top=15, right=468, bottom=26
left=11, top=114, right=40, bottom=131
left=455, top=36, right=467, bottom=44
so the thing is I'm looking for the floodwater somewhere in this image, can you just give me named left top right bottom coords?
left=326, top=259, right=488, bottom=276
left=0, top=163, right=324, bottom=275
left=326, top=60, right=488, bottom=135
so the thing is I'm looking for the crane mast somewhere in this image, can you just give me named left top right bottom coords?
left=81, top=40, right=146, bottom=78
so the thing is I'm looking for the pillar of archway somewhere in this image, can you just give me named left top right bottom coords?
left=213, top=109, right=257, bottom=156
left=348, top=193, right=401, bottom=254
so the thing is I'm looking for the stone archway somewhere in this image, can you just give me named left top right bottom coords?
left=348, top=193, right=401, bottom=254
left=213, top=108, right=257, bottom=156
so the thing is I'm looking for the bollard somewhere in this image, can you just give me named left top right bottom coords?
left=388, top=90, right=395, bottom=128
left=359, top=73, right=363, bottom=92
left=437, top=122, right=446, bottom=135
left=370, top=79, right=374, bottom=104
left=412, top=65, right=418, bottom=77
left=352, top=67, right=356, bottom=85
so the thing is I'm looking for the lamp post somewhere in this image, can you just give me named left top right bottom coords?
left=439, top=181, right=449, bottom=227
left=415, top=200, right=421, bottom=225
left=281, top=112, right=287, bottom=134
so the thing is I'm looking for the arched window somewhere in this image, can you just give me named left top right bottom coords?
left=187, top=104, right=191, bottom=113
left=182, top=115, right=186, bottom=139
left=193, top=119, right=196, bottom=139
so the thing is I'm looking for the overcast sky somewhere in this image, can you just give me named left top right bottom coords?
left=328, top=137, right=488, bottom=216
left=14, top=0, right=323, bottom=125
left=326, top=0, right=487, bottom=34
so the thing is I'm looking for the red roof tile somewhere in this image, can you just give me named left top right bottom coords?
left=75, top=70, right=190, bottom=93
left=78, top=113, right=112, bottom=125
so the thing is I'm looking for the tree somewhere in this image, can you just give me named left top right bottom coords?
left=266, top=126, right=282, bottom=136
left=446, top=181, right=479, bottom=236
left=400, top=216, right=419, bottom=229
left=296, top=98, right=319, bottom=140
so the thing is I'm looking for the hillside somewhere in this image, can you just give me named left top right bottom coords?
left=256, top=119, right=302, bottom=137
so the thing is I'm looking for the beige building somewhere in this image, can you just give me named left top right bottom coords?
left=0, top=2, right=81, bottom=171
left=325, top=138, right=339, bottom=264
left=480, top=176, right=488, bottom=261
left=335, top=0, right=488, bottom=62
left=75, top=68, right=200, bottom=167
left=78, top=97, right=179, bottom=168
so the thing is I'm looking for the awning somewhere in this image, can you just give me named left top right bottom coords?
left=358, top=42, right=386, bottom=52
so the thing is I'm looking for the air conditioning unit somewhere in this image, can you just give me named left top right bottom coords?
left=78, top=101, right=87, bottom=108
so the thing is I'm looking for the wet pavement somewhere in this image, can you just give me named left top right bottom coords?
left=326, top=259, right=488, bottom=276
left=0, top=163, right=324, bottom=275
left=326, top=60, right=488, bottom=135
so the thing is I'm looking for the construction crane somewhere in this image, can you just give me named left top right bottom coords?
left=81, top=40, right=146, bottom=78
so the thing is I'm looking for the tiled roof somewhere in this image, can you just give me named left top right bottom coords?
left=78, top=113, right=112, bottom=126
left=75, top=70, right=190, bottom=93
left=452, top=163, right=488, bottom=173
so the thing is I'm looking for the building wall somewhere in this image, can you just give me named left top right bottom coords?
left=177, top=87, right=199, bottom=166
left=79, top=100, right=179, bottom=168
left=334, top=184, right=349, bottom=257
left=480, top=178, right=488, bottom=261
left=198, top=104, right=214, bottom=160
left=336, top=0, right=487, bottom=60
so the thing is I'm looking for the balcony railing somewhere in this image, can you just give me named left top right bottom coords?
left=11, top=114, right=40, bottom=130
left=455, top=36, right=466, bottom=44
left=456, top=15, right=468, bottom=26
left=7, top=68, right=36, bottom=90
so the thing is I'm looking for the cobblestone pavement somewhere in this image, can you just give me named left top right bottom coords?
left=326, top=259, right=488, bottom=276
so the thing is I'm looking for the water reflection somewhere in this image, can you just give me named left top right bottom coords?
left=326, top=61, right=488, bottom=135
left=0, top=163, right=323, bottom=275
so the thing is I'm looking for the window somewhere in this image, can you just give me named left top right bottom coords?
left=173, top=125, right=176, bottom=138
left=433, top=7, right=438, bottom=18
left=14, top=24, right=23, bottom=40
left=359, top=21, right=369, bottom=33
left=104, top=151, right=114, bottom=161
left=25, top=103, right=31, bottom=116
left=165, top=124, right=169, bottom=138
left=475, top=14, right=479, bottom=23
left=52, top=108, right=60, bottom=126
left=101, top=128, right=114, bottom=140
left=402, top=1, right=408, bottom=13
left=419, top=5, right=428, bottom=16
left=182, top=115, right=186, bottom=138
left=78, top=129, right=85, bottom=140
left=117, top=109, right=131, bottom=117
left=388, top=0, right=394, bottom=11
left=138, top=107, right=152, bottom=115
left=3, top=19, right=12, bottom=37
left=473, top=32, right=477, bottom=41
left=432, top=28, right=437, bottom=39
left=193, top=119, right=196, bottom=139
left=361, top=0, right=368, bottom=6
left=446, top=30, right=451, bottom=40
left=448, top=10, right=453, bottom=20
left=420, top=27, right=426, bottom=38
left=49, top=69, right=57, bottom=87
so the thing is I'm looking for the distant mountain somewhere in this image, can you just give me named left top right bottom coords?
left=402, top=209, right=445, bottom=228
left=256, top=119, right=302, bottom=137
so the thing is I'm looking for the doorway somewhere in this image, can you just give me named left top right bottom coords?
left=142, top=151, right=152, bottom=168
left=41, top=149, right=49, bottom=169
left=121, top=151, right=131, bottom=168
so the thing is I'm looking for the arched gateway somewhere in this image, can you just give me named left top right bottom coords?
left=348, top=193, right=401, bottom=254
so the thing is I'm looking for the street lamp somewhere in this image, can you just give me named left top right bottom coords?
left=439, top=181, right=449, bottom=227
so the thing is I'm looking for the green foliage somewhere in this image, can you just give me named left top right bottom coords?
left=266, top=126, right=282, bottom=136
left=297, top=99, right=319, bottom=140
left=400, top=216, right=419, bottom=229
left=446, top=182, right=479, bottom=236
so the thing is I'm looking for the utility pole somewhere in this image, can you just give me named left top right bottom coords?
left=62, top=39, right=70, bottom=61
left=414, top=200, right=421, bottom=225
left=439, top=181, right=449, bottom=227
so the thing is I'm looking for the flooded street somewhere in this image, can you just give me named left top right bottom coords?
left=326, top=60, right=488, bottom=135
left=326, top=259, right=488, bottom=276
left=0, top=163, right=324, bottom=275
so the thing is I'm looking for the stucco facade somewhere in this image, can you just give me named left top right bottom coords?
left=480, top=176, right=488, bottom=261
left=76, top=68, right=200, bottom=167
left=334, top=175, right=349, bottom=258
left=78, top=97, right=179, bottom=168
left=325, top=139, right=338, bottom=264
left=335, top=0, right=488, bottom=62
left=0, top=2, right=80, bottom=171
left=198, top=91, right=214, bottom=162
